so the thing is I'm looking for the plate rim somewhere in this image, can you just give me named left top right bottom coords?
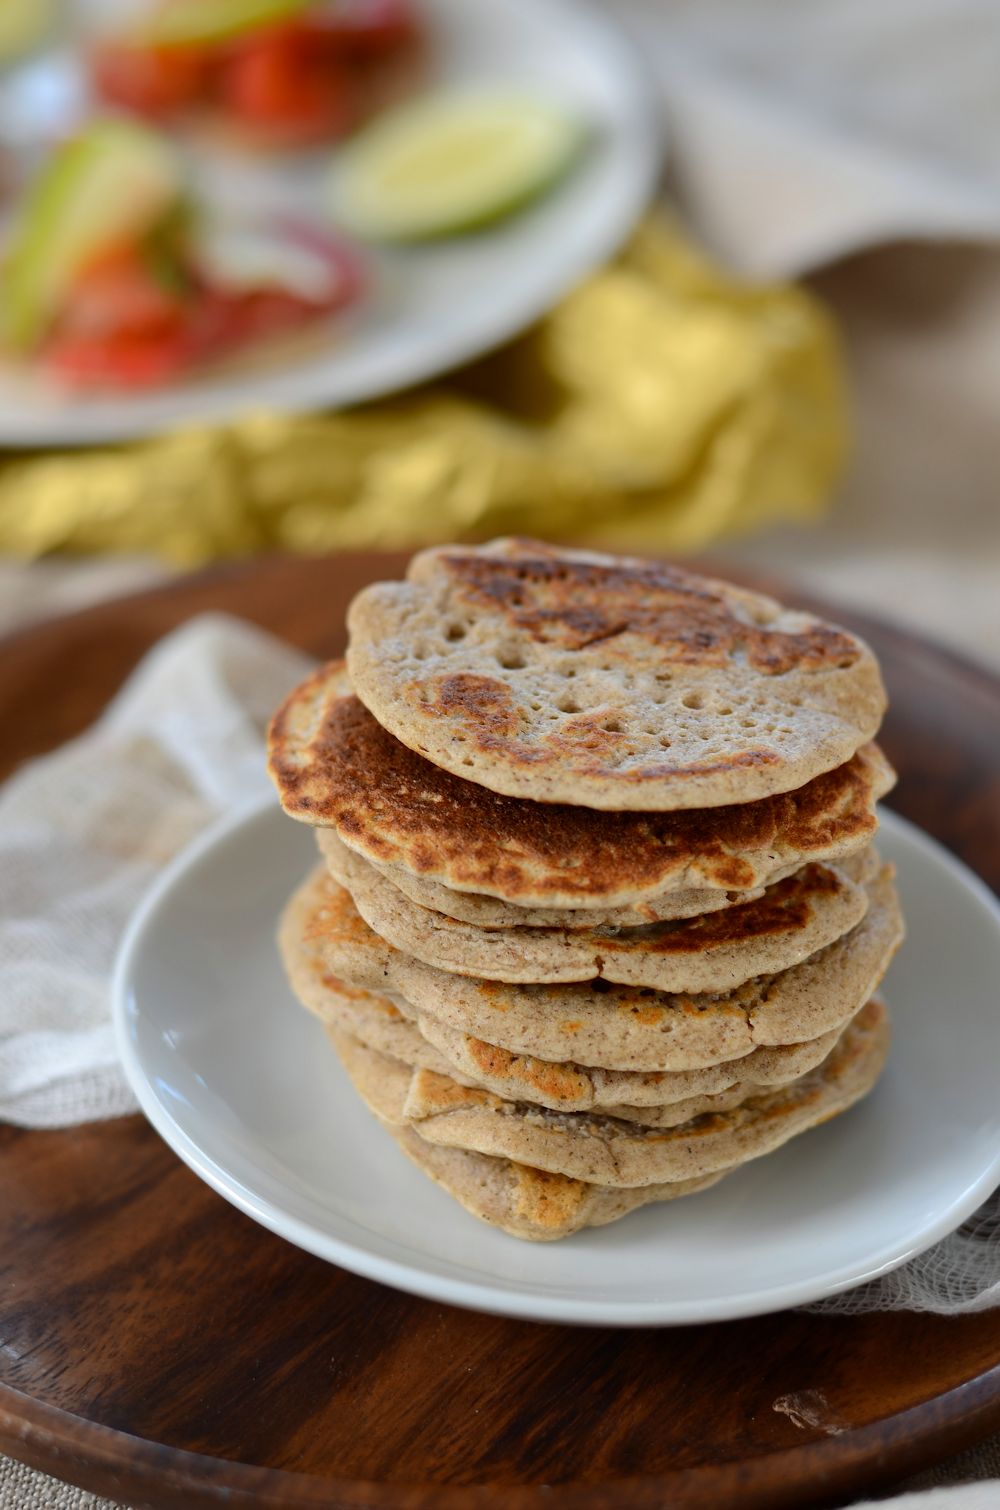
left=112, top=796, right=1000, bottom=1327
left=0, top=0, right=663, bottom=447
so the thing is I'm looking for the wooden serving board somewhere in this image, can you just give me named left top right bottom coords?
left=2, top=551, right=1000, bottom=1510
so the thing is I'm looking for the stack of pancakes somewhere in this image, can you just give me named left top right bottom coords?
left=268, top=539, right=904, bottom=1242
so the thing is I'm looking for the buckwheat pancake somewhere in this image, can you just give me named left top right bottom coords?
left=412, top=1012, right=849, bottom=1117
left=286, top=864, right=903, bottom=1070
left=300, top=981, right=830, bottom=1132
left=344, top=538, right=887, bottom=810
left=321, top=836, right=873, bottom=991
left=280, top=894, right=848, bottom=1110
left=330, top=999, right=889, bottom=1186
left=269, top=658, right=894, bottom=909
left=317, top=829, right=770, bottom=927
left=373, top=1122, right=726, bottom=1242
left=323, top=986, right=849, bottom=1128
left=387, top=1126, right=727, bottom=1240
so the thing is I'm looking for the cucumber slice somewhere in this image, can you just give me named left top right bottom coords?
left=0, top=120, right=182, bottom=353
left=329, top=91, right=587, bottom=241
left=137, top=0, right=310, bottom=46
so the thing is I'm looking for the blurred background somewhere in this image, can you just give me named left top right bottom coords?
left=1, top=0, right=997, bottom=668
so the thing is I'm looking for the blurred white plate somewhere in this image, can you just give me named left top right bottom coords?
left=0, top=0, right=661, bottom=445
left=113, top=799, right=1000, bottom=1326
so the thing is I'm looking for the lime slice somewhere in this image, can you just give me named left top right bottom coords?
left=0, top=120, right=182, bottom=353
left=329, top=91, right=586, bottom=241
left=137, top=0, right=309, bottom=47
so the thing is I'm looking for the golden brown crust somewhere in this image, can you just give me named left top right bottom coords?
left=268, top=659, right=895, bottom=908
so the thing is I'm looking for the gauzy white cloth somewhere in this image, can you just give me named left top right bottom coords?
left=616, top=0, right=1000, bottom=277
left=0, top=614, right=312, bottom=1128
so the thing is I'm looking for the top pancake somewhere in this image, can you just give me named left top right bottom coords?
left=345, top=538, right=887, bottom=810
left=268, top=661, right=895, bottom=909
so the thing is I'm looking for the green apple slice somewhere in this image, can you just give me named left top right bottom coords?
left=329, top=91, right=587, bottom=242
left=0, top=120, right=183, bottom=353
left=136, top=0, right=310, bottom=46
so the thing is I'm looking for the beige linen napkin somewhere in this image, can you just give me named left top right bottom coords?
left=0, top=613, right=311, bottom=1127
left=616, top=0, right=1000, bottom=277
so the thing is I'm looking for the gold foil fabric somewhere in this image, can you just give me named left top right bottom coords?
left=0, top=215, right=847, bottom=565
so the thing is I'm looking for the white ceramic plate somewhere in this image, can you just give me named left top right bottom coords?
left=0, top=0, right=660, bottom=445
left=113, top=799, right=1000, bottom=1326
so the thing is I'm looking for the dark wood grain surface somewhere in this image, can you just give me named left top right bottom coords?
left=1, top=551, right=999, bottom=1510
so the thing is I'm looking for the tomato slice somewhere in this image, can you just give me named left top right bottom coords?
left=47, top=286, right=324, bottom=387
left=218, top=26, right=355, bottom=144
left=44, top=239, right=194, bottom=387
left=45, top=326, right=194, bottom=388
left=307, top=0, right=419, bottom=59
left=58, top=243, right=188, bottom=340
left=41, top=220, right=364, bottom=390
left=92, top=2, right=421, bottom=143
left=91, top=40, right=210, bottom=117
